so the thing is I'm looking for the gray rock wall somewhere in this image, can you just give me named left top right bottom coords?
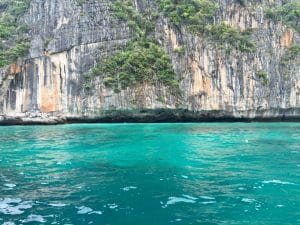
left=0, top=0, right=299, bottom=123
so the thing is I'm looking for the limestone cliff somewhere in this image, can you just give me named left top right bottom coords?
left=0, top=0, right=299, bottom=124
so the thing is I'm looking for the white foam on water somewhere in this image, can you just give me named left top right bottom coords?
left=276, top=204, right=285, bottom=208
left=76, top=206, right=103, bottom=215
left=90, top=211, right=103, bottom=215
left=182, top=195, right=198, bottom=200
left=122, top=186, right=137, bottom=191
left=262, top=180, right=295, bottom=185
left=238, top=187, right=246, bottom=190
left=17, top=201, right=32, bottom=210
left=0, top=198, right=32, bottom=215
left=181, top=175, right=188, bottom=179
left=254, top=203, right=262, bottom=211
left=0, top=198, right=21, bottom=204
left=76, top=206, right=93, bottom=214
left=163, top=196, right=196, bottom=207
left=107, top=203, right=118, bottom=209
left=253, top=185, right=263, bottom=189
left=2, top=222, right=15, bottom=225
left=21, top=215, right=46, bottom=223
left=56, top=161, right=71, bottom=165
left=241, top=198, right=256, bottom=203
left=1, top=207, right=25, bottom=215
left=201, top=201, right=216, bottom=204
left=199, top=196, right=215, bottom=200
left=49, top=203, right=67, bottom=207
left=4, top=184, right=16, bottom=188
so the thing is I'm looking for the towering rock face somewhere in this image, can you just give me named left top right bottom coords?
left=0, top=0, right=299, bottom=124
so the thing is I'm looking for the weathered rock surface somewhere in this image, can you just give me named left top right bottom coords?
left=0, top=0, right=299, bottom=124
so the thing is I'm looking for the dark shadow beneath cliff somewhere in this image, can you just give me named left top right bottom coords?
left=1, top=108, right=300, bottom=126
left=67, top=108, right=300, bottom=124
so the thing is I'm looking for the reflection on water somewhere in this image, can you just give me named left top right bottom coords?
left=0, top=123, right=299, bottom=224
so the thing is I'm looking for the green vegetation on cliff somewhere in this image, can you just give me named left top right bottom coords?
left=113, top=0, right=155, bottom=39
left=207, top=24, right=256, bottom=53
left=90, top=39, right=179, bottom=94
left=158, top=0, right=217, bottom=32
left=85, top=0, right=179, bottom=94
left=0, top=0, right=31, bottom=68
left=282, top=44, right=300, bottom=63
left=256, top=69, right=269, bottom=85
left=264, top=1, right=300, bottom=78
left=0, top=39, right=30, bottom=67
left=265, top=1, right=300, bottom=33
left=158, top=0, right=256, bottom=53
left=280, top=44, right=300, bottom=78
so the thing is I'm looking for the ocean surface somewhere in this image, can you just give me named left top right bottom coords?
left=0, top=123, right=299, bottom=225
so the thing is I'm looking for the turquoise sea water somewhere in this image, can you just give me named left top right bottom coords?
left=0, top=123, right=299, bottom=225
